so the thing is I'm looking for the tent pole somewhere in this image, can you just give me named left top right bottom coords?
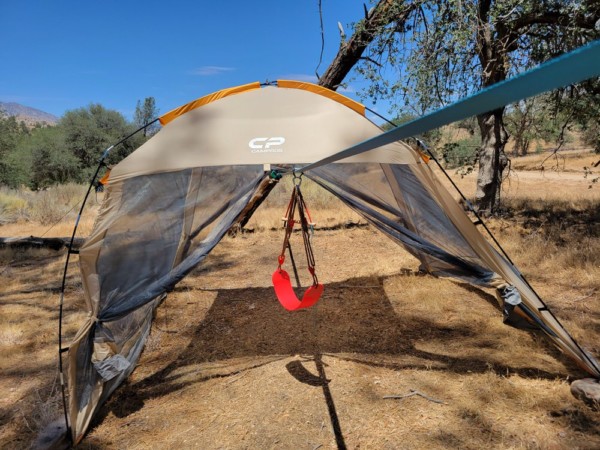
left=426, top=142, right=599, bottom=374
left=57, top=118, right=160, bottom=441
left=362, top=106, right=599, bottom=376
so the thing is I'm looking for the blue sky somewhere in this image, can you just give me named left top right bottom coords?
left=1, top=0, right=380, bottom=120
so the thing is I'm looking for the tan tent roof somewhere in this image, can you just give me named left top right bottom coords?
left=110, top=81, right=420, bottom=183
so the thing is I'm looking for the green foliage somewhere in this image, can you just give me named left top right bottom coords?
left=356, top=0, right=599, bottom=115
left=554, top=79, right=600, bottom=153
left=504, top=97, right=576, bottom=156
left=26, top=127, right=79, bottom=189
left=60, top=104, right=139, bottom=178
left=2, top=142, right=33, bottom=188
left=441, top=135, right=480, bottom=169
left=0, top=101, right=152, bottom=189
left=582, top=120, right=600, bottom=154
left=0, top=113, right=29, bottom=186
left=351, top=0, right=600, bottom=211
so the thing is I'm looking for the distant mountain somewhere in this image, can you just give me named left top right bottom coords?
left=0, top=101, right=59, bottom=126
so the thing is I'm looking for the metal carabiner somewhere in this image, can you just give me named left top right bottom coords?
left=292, top=171, right=303, bottom=187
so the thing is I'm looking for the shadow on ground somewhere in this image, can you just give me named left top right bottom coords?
left=95, top=275, right=578, bottom=426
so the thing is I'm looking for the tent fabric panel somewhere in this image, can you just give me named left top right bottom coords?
left=380, top=163, right=437, bottom=273
left=388, top=164, right=486, bottom=266
left=159, top=81, right=261, bottom=125
left=98, top=168, right=265, bottom=324
left=173, top=167, right=205, bottom=266
left=160, top=79, right=366, bottom=126
left=308, top=163, right=494, bottom=285
left=68, top=300, right=157, bottom=444
left=277, top=79, right=366, bottom=116
left=310, top=160, right=600, bottom=377
left=78, top=164, right=264, bottom=322
left=408, top=163, right=600, bottom=377
left=95, top=170, right=191, bottom=314
left=110, top=87, right=420, bottom=183
left=68, top=166, right=266, bottom=441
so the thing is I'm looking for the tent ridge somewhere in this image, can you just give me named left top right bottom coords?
left=159, top=81, right=262, bottom=125
left=276, top=79, right=366, bottom=116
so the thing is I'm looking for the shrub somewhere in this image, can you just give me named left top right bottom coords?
left=0, top=188, right=29, bottom=224
left=441, top=136, right=480, bottom=169
left=0, top=184, right=86, bottom=226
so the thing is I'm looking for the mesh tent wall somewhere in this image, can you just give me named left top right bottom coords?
left=64, top=80, right=600, bottom=443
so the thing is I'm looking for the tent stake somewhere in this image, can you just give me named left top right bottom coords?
left=383, top=389, right=445, bottom=404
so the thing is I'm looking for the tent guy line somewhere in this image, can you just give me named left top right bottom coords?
left=300, top=39, right=600, bottom=173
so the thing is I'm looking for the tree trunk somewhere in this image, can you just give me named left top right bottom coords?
left=473, top=0, right=510, bottom=214
left=475, top=109, right=509, bottom=214
left=318, top=0, right=413, bottom=90
left=228, top=175, right=279, bottom=234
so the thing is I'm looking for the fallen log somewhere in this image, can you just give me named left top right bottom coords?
left=0, top=236, right=85, bottom=251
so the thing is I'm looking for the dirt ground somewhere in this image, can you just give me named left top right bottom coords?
left=1, top=165, right=600, bottom=449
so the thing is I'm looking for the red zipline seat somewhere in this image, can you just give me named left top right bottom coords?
left=272, top=269, right=324, bottom=311
left=272, top=178, right=323, bottom=311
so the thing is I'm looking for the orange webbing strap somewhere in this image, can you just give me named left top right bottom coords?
left=273, top=181, right=323, bottom=311
left=98, top=169, right=110, bottom=186
left=296, top=187, right=318, bottom=286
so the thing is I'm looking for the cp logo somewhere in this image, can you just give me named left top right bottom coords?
left=248, top=137, right=286, bottom=150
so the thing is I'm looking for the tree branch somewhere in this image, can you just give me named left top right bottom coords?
left=504, top=7, right=600, bottom=52
left=318, top=0, right=418, bottom=90
left=510, top=10, right=598, bottom=32
left=359, top=56, right=383, bottom=67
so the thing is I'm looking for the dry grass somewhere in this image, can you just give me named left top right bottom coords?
left=0, top=191, right=28, bottom=224
left=1, top=157, right=599, bottom=449
left=435, top=154, right=600, bottom=207
left=0, top=183, right=98, bottom=231
left=509, top=148, right=599, bottom=173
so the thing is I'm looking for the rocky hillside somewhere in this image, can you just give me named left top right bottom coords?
left=0, top=101, right=58, bottom=126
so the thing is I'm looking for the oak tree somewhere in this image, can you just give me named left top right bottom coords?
left=320, top=0, right=600, bottom=213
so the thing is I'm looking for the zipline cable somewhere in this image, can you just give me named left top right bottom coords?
left=301, top=39, right=600, bottom=173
